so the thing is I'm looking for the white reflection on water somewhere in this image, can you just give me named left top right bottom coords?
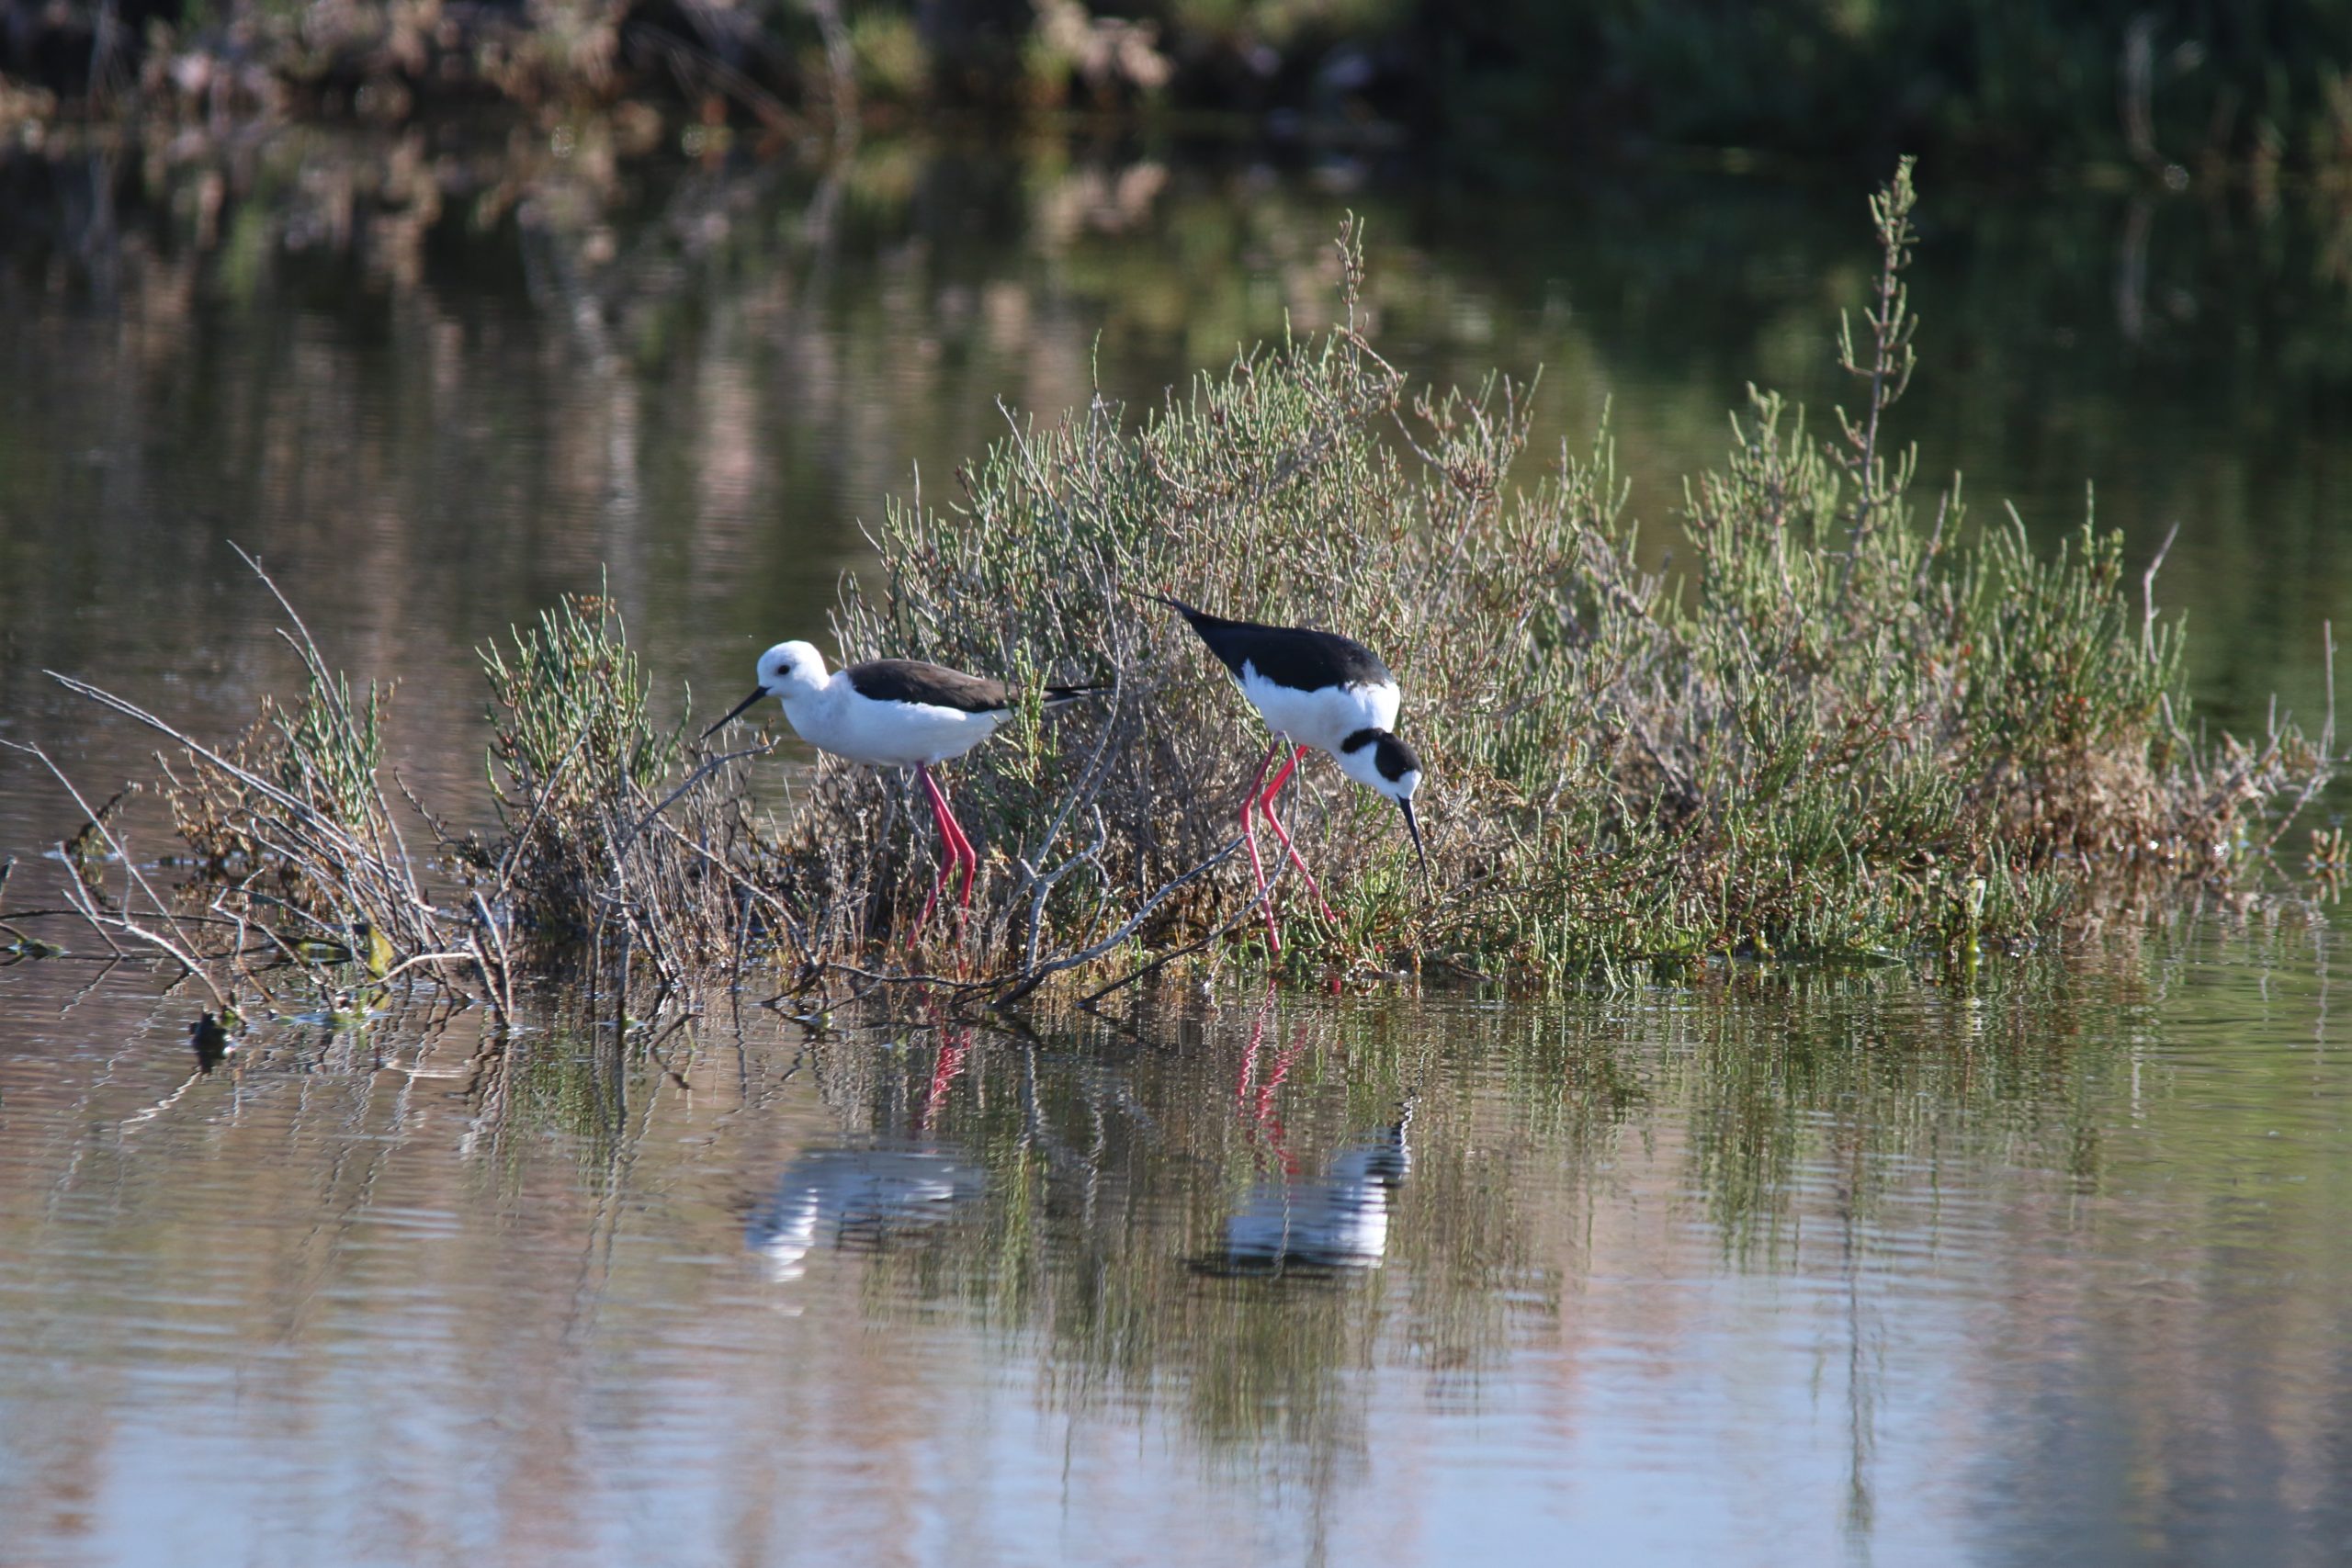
left=1207, top=1104, right=1411, bottom=1277
left=744, top=1145, right=985, bottom=1282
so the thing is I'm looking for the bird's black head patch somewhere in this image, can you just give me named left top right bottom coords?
left=1341, top=728, right=1421, bottom=784
left=1373, top=734, right=1420, bottom=784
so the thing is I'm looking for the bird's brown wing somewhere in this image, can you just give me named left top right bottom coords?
left=842, top=660, right=1012, bottom=714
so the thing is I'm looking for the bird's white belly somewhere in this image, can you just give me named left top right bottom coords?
left=786, top=692, right=1009, bottom=767
left=1237, top=665, right=1400, bottom=753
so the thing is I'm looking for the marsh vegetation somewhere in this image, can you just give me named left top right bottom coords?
left=2, top=164, right=2332, bottom=1017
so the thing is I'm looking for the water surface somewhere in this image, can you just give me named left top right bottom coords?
left=3, top=932, right=2350, bottom=1565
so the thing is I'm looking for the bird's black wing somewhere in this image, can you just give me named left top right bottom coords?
left=842, top=660, right=1012, bottom=714
left=1151, top=594, right=1394, bottom=693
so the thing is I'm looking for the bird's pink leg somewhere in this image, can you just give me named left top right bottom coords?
left=912, top=765, right=978, bottom=935
left=910, top=770, right=949, bottom=937
left=1255, top=745, right=1337, bottom=921
left=1238, top=739, right=1285, bottom=952
left=938, top=776, right=980, bottom=911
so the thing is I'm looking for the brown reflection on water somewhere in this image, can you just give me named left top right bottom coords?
left=0, top=930, right=2348, bottom=1561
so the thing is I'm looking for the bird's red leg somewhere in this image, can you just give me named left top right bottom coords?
left=1256, top=745, right=1336, bottom=921
left=912, top=765, right=967, bottom=936
left=1238, top=739, right=1285, bottom=952
left=933, top=772, right=979, bottom=913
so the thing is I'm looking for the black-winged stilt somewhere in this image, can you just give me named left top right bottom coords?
left=1151, top=594, right=1427, bottom=951
left=704, top=641, right=1101, bottom=932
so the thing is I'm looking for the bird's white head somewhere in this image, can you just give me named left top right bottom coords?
left=1337, top=728, right=1430, bottom=885
left=754, top=640, right=829, bottom=705
left=703, top=639, right=831, bottom=741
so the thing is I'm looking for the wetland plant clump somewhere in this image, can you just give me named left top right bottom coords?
left=18, top=570, right=796, bottom=1017
left=13, top=163, right=2331, bottom=1010
left=797, top=164, right=2325, bottom=986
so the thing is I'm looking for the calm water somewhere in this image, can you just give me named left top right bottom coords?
left=4, top=939, right=2351, bottom=1565
left=5, top=124, right=2352, bottom=1564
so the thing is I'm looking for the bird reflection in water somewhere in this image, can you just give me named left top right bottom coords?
left=1204, top=1102, right=1414, bottom=1279
left=744, top=1028, right=981, bottom=1282
left=1202, top=1008, right=1415, bottom=1279
left=742, top=1145, right=984, bottom=1283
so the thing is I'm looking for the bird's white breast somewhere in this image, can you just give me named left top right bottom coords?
left=784, top=684, right=1010, bottom=767
left=1237, top=663, right=1400, bottom=754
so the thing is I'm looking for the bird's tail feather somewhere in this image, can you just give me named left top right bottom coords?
left=1138, top=589, right=1210, bottom=625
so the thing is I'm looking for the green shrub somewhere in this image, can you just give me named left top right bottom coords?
left=45, top=165, right=2328, bottom=1009
left=788, top=163, right=2324, bottom=984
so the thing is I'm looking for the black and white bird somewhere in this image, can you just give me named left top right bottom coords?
left=704, top=641, right=1100, bottom=933
left=1151, top=594, right=1427, bottom=952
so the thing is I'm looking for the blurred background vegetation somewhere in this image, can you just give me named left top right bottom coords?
left=6, top=0, right=2352, bottom=175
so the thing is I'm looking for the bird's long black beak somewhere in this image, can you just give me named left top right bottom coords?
left=701, top=688, right=767, bottom=743
left=1399, top=798, right=1430, bottom=895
